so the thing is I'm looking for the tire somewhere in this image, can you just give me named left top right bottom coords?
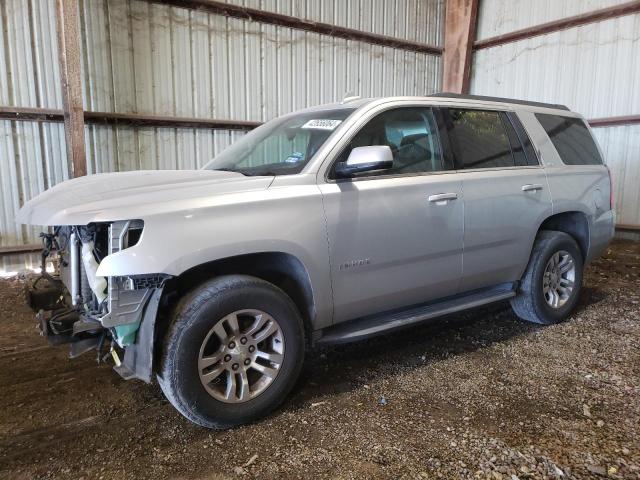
left=158, top=275, right=305, bottom=429
left=510, top=230, right=583, bottom=325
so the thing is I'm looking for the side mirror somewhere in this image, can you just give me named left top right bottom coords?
left=334, top=145, right=394, bottom=178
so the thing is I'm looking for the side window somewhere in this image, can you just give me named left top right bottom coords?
left=507, top=112, right=539, bottom=166
left=501, top=114, right=528, bottom=167
left=445, top=109, right=515, bottom=169
left=535, top=113, right=603, bottom=165
left=331, top=107, right=445, bottom=178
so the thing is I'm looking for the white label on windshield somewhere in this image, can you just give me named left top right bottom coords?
left=301, top=119, right=343, bottom=130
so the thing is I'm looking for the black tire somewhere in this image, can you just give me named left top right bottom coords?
left=158, top=275, right=305, bottom=429
left=510, top=230, right=583, bottom=325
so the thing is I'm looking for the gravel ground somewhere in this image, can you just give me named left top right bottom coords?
left=0, top=240, right=638, bottom=479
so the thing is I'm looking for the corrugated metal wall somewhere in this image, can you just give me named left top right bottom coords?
left=0, top=0, right=69, bottom=246
left=0, top=0, right=445, bottom=248
left=475, top=0, right=630, bottom=39
left=471, top=0, right=640, bottom=231
left=92, top=0, right=443, bottom=121
left=81, top=0, right=443, bottom=171
left=593, top=126, right=640, bottom=227
left=226, top=0, right=443, bottom=45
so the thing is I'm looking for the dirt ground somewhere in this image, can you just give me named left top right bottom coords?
left=0, top=241, right=638, bottom=480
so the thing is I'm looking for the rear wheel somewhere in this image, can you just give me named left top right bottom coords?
left=158, top=275, right=305, bottom=429
left=511, top=231, right=583, bottom=325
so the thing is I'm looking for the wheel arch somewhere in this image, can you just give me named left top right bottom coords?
left=537, top=211, right=590, bottom=260
left=160, top=252, right=317, bottom=346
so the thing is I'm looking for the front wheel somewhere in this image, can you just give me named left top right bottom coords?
left=511, top=231, right=583, bottom=325
left=158, top=275, right=305, bottom=429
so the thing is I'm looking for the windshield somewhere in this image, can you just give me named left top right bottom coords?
left=203, top=108, right=356, bottom=176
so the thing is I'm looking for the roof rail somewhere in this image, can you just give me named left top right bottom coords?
left=429, top=92, right=570, bottom=111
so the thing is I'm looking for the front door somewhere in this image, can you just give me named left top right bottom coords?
left=318, top=106, right=465, bottom=323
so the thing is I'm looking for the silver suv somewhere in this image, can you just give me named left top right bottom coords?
left=19, top=94, right=615, bottom=428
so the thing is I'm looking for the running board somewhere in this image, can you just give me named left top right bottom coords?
left=317, top=285, right=516, bottom=345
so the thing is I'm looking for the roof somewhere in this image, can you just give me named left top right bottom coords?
left=428, top=92, right=570, bottom=111
left=294, top=94, right=574, bottom=116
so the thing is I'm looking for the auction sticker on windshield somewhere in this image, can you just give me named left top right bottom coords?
left=301, top=119, right=343, bottom=130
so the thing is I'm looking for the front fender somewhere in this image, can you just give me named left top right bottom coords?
left=96, top=185, right=333, bottom=327
left=96, top=225, right=325, bottom=280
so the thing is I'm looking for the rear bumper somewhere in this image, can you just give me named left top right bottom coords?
left=587, top=209, right=615, bottom=264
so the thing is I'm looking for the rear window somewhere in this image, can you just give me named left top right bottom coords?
left=536, top=113, right=603, bottom=165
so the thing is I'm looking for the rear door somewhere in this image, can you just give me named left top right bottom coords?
left=440, top=108, right=553, bottom=292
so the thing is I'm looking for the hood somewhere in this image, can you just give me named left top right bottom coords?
left=16, top=170, right=274, bottom=226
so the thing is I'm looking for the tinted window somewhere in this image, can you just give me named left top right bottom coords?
left=536, top=113, right=603, bottom=165
left=446, top=109, right=514, bottom=169
left=501, top=115, right=528, bottom=167
left=332, top=107, right=444, bottom=178
left=507, top=112, right=539, bottom=166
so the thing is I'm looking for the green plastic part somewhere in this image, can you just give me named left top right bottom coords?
left=113, top=322, right=141, bottom=346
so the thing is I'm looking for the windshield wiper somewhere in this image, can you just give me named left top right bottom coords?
left=211, top=168, right=249, bottom=176
left=244, top=171, right=280, bottom=177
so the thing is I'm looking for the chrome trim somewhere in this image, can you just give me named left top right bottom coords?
left=428, top=192, right=458, bottom=202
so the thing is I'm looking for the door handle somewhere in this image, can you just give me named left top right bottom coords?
left=428, top=193, right=458, bottom=203
left=522, top=184, right=543, bottom=192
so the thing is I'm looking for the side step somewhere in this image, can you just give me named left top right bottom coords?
left=317, top=284, right=516, bottom=346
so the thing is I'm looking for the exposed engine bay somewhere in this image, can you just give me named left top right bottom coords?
left=30, top=220, right=168, bottom=382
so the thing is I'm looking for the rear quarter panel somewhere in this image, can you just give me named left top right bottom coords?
left=518, top=110, right=615, bottom=263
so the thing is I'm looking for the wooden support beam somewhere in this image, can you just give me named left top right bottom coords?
left=474, top=0, right=640, bottom=50
left=3, top=105, right=640, bottom=130
left=588, top=115, right=640, bottom=128
left=0, top=244, right=42, bottom=256
left=616, top=223, right=640, bottom=232
left=0, top=106, right=261, bottom=130
left=442, top=0, right=479, bottom=94
left=55, top=0, right=87, bottom=177
left=0, top=106, right=63, bottom=122
left=153, top=0, right=442, bottom=55
left=83, top=111, right=261, bottom=130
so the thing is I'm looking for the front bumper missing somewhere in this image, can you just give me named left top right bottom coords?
left=37, top=308, right=107, bottom=358
left=34, top=270, right=169, bottom=384
left=31, top=221, right=170, bottom=382
left=112, top=288, right=164, bottom=383
left=36, top=284, right=164, bottom=382
left=106, top=275, right=169, bottom=346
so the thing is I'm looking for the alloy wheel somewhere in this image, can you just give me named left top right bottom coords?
left=198, top=309, right=284, bottom=403
left=542, top=250, right=576, bottom=308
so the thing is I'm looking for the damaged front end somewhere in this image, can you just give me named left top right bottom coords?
left=31, top=220, right=169, bottom=382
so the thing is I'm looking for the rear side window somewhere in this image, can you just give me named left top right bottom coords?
left=445, top=109, right=514, bottom=169
left=501, top=115, right=528, bottom=167
left=536, top=113, right=603, bottom=165
left=506, top=112, right=539, bottom=166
